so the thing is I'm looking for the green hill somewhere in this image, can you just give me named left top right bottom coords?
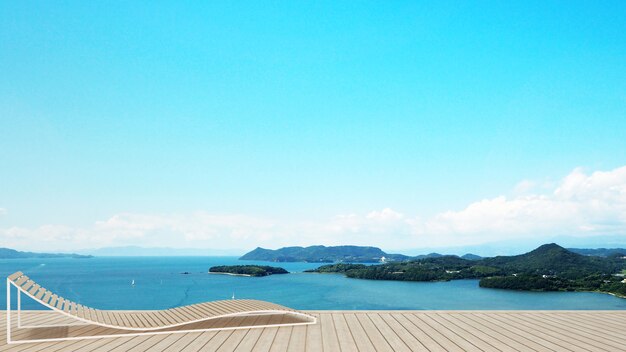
left=479, top=243, right=620, bottom=278
left=240, top=245, right=409, bottom=262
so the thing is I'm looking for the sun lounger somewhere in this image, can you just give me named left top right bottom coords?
left=6, top=271, right=316, bottom=343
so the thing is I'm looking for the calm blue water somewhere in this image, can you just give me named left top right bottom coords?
left=2, top=257, right=625, bottom=310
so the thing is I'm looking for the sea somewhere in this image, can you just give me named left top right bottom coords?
left=2, top=256, right=625, bottom=311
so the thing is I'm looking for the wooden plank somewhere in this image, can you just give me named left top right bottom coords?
left=541, top=312, right=625, bottom=339
left=467, top=313, right=551, bottom=351
left=127, top=332, right=186, bottom=352
left=390, top=313, right=447, bottom=352
left=378, top=313, right=428, bottom=352
left=515, top=313, right=622, bottom=351
left=269, top=326, right=293, bottom=352
left=503, top=312, right=608, bottom=352
left=175, top=332, right=219, bottom=352
left=331, top=313, right=358, bottom=352
left=342, top=313, right=376, bottom=352
left=428, top=312, right=498, bottom=351
left=403, top=313, right=464, bottom=352
left=304, top=315, right=323, bottom=352
left=286, top=324, right=307, bottom=352
left=319, top=312, right=340, bottom=352
left=200, top=330, right=236, bottom=352
left=233, top=315, right=272, bottom=352
left=443, top=313, right=534, bottom=352
left=570, top=313, right=626, bottom=335
left=487, top=313, right=590, bottom=352
left=367, top=313, right=411, bottom=352
left=355, top=313, right=395, bottom=351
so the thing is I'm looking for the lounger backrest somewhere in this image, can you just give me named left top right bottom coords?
left=7, top=271, right=79, bottom=316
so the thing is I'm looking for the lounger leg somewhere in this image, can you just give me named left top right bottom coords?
left=17, top=287, right=21, bottom=328
left=6, top=279, right=11, bottom=344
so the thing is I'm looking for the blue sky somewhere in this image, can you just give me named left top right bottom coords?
left=1, top=1, right=625, bottom=252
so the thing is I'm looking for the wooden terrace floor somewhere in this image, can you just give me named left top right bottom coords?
left=2, top=310, right=625, bottom=351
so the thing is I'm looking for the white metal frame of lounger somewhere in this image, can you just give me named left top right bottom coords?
left=7, top=278, right=317, bottom=344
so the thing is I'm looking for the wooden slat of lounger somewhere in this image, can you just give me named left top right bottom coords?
left=128, top=312, right=156, bottom=328
left=86, top=307, right=97, bottom=322
left=166, top=307, right=195, bottom=324
left=179, top=304, right=214, bottom=320
left=76, top=304, right=85, bottom=319
left=160, top=310, right=184, bottom=325
left=35, top=286, right=47, bottom=300
left=220, top=299, right=264, bottom=314
left=49, top=294, right=58, bottom=308
left=192, top=302, right=226, bottom=318
left=116, top=312, right=139, bottom=328
left=145, top=311, right=166, bottom=328
left=68, top=301, right=78, bottom=315
left=130, top=312, right=156, bottom=328
left=144, top=311, right=169, bottom=327
left=27, top=283, right=41, bottom=296
left=55, top=297, right=66, bottom=310
left=239, top=300, right=285, bottom=314
left=14, top=275, right=30, bottom=287
left=62, top=299, right=73, bottom=313
left=191, top=302, right=231, bottom=319
left=101, top=310, right=118, bottom=326
left=8, top=271, right=23, bottom=281
left=42, top=291, right=53, bottom=305
left=188, top=302, right=227, bottom=318
left=94, top=309, right=110, bottom=326
left=21, top=280, right=35, bottom=292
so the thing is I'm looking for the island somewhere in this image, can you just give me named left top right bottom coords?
left=208, top=265, right=289, bottom=277
left=0, top=247, right=92, bottom=259
left=240, top=245, right=411, bottom=263
left=305, top=244, right=626, bottom=297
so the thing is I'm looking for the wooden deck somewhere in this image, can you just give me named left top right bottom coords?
left=2, top=310, right=625, bottom=351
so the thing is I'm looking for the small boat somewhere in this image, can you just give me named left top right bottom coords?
left=131, top=279, right=135, bottom=286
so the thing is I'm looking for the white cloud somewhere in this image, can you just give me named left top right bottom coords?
left=419, top=165, right=626, bottom=245
left=2, top=166, right=626, bottom=251
left=0, top=208, right=6, bottom=216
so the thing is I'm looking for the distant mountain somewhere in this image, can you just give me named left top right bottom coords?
left=461, top=253, right=483, bottom=260
left=0, top=248, right=92, bottom=259
left=568, top=248, right=626, bottom=257
left=412, top=253, right=444, bottom=260
left=240, top=245, right=410, bottom=263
